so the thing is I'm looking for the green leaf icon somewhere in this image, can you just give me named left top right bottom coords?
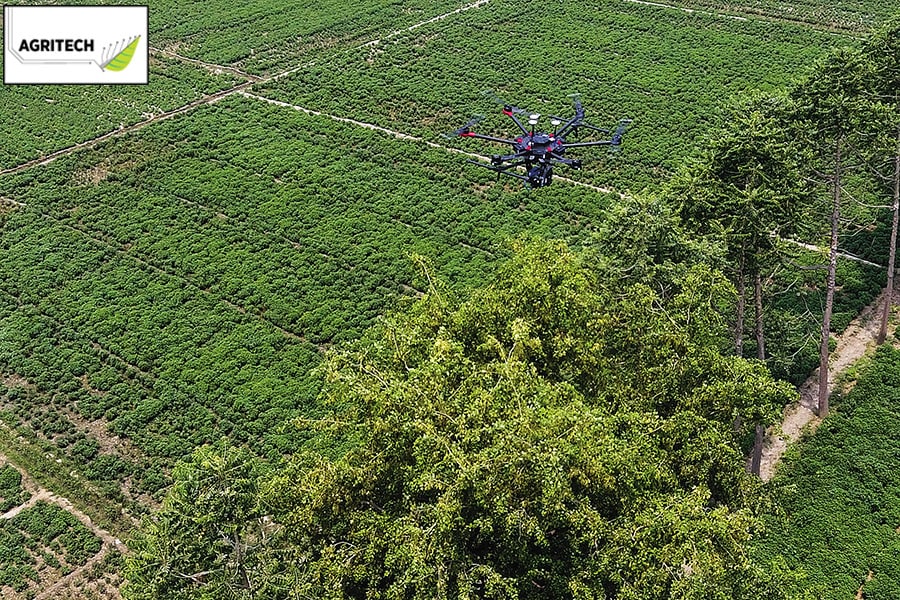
left=102, top=36, right=140, bottom=71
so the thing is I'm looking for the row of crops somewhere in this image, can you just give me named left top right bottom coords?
left=0, top=500, right=102, bottom=595
left=257, top=0, right=838, bottom=192
left=0, top=96, right=615, bottom=501
left=0, top=56, right=241, bottom=172
left=652, top=0, right=896, bottom=31
left=0, top=0, right=489, bottom=172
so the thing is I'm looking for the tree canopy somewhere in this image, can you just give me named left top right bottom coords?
left=125, top=240, right=797, bottom=600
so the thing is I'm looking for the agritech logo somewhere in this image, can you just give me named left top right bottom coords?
left=3, top=6, right=149, bottom=84
left=12, top=35, right=141, bottom=72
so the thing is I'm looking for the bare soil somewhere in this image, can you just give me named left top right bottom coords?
left=759, top=288, right=896, bottom=481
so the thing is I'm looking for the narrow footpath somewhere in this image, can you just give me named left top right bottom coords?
left=758, top=288, right=895, bottom=481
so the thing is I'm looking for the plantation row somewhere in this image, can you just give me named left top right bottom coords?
left=257, top=0, right=839, bottom=192
left=755, top=345, right=900, bottom=600
left=0, top=464, right=29, bottom=513
left=0, top=56, right=240, bottom=171
left=147, top=0, right=478, bottom=74
left=657, top=0, right=896, bottom=32
left=0, top=501, right=102, bottom=594
left=0, top=96, right=614, bottom=501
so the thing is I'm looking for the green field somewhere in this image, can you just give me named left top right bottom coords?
left=0, top=94, right=614, bottom=501
left=257, top=0, right=838, bottom=191
left=0, top=55, right=241, bottom=171
left=755, top=345, right=900, bottom=600
left=0, top=0, right=897, bottom=596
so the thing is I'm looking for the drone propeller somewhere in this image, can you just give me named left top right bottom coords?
left=568, top=93, right=584, bottom=118
left=610, top=118, right=633, bottom=147
left=482, top=90, right=531, bottom=116
left=442, top=114, right=485, bottom=139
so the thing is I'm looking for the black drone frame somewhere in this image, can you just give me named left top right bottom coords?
left=446, top=92, right=631, bottom=188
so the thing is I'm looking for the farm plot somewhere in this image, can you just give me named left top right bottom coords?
left=0, top=55, right=242, bottom=172
left=0, top=501, right=102, bottom=598
left=147, top=0, right=487, bottom=74
left=754, top=345, right=900, bottom=600
left=631, top=0, right=897, bottom=32
left=0, top=95, right=616, bottom=505
left=256, top=0, right=840, bottom=192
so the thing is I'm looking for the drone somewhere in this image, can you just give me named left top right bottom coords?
left=446, top=92, right=632, bottom=188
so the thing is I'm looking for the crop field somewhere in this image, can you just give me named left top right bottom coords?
left=0, top=0, right=892, bottom=596
left=148, top=0, right=483, bottom=75
left=644, top=0, right=897, bottom=32
left=0, top=94, right=614, bottom=509
left=0, top=55, right=242, bottom=171
left=0, top=498, right=103, bottom=597
left=257, top=0, right=839, bottom=191
left=755, top=346, right=900, bottom=600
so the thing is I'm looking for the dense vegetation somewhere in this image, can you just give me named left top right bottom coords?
left=2, top=0, right=900, bottom=597
left=125, top=240, right=796, bottom=599
left=0, top=463, right=29, bottom=513
left=257, top=0, right=838, bottom=191
left=0, top=501, right=102, bottom=593
left=755, top=345, right=900, bottom=599
left=0, top=95, right=613, bottom=504
left=0, top=55, right=240, bottom=171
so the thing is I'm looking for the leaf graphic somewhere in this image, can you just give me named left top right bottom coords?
left=102, top=36, right=140, bottom=72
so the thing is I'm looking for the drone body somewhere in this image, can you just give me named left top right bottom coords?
left=449, top=93, right=631, bottom=188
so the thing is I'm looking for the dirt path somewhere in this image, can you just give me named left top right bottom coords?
left=758, top=288, right=893, bottom=481
left=239, top=91, right=622, bottom=196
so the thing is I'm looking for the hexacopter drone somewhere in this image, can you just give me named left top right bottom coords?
left=446, top=92, right=632, bottom=188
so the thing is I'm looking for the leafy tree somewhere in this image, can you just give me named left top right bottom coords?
left=860, top=18, right=900, bottom=344
left=790, top=47, right=878, bottom=417
left=126, top=240, right=797, bottom=600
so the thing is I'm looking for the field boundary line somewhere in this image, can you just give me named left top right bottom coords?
left=618, top=0, right=860, bottom=37
left=239, top=91, right=622, bottom=196
left=18, top=208, right=314, bottom=345
left=361, top=0, right=490, bottom=48
left=150, top=46, right=262, bottom=81
left=783, top=238, right=885, bottom=269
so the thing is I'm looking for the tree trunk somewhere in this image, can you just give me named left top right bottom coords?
left=750, top=424, right=764, bottom=476
left=735, top=254, right=746, bottom=357
left=754, top=270, right=765, bottom=360
left=818, top=139, right=842, bottom=418
left=750, top=269, right=766, bottom=476
left=878, top=131, right=900, bottom=344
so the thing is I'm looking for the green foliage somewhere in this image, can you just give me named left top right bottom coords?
left=755, top=345, right=900, bottom=599
left=125, top=240, right=796, bottom=600
left=0, top=463, right=31, bottom=513
left=0, top=501, right=102, bottom=593
left=256, top=0, right=838, bottom=191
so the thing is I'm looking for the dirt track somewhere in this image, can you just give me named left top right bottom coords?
left=758, top=288, right=894, bottom=481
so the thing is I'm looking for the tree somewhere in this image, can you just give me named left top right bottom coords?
left=790, top=47, right=876, bottom=417
left=862, top=19, right=900, bottom=344
left=126, top=240, right=798, bottom=600
left=672, top=93, right=805, bottom=474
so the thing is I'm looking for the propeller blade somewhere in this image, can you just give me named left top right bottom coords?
left=482, top=89, right=529, bottom=115
left=611, top=118, right=633, bottom=146
left=442, top=114, right=485, bottom=138
left=568, top=93, right=583, bottom=117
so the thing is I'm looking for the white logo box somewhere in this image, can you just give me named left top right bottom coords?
left=4, top=5, right=149, bottom=85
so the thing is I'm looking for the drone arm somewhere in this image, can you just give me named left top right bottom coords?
left=556, top=117, right=585, bottom=138
left=466, top=159, right=530, bottom=181
left=503, top=110, right=530, bottom=135
left=563, top=139, right=615, bottom=149
left=460, top=132, right=518, bottom=144
left=577, top=122, right=611, bottom=134
left=549, top=153, right=581, bottom=167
